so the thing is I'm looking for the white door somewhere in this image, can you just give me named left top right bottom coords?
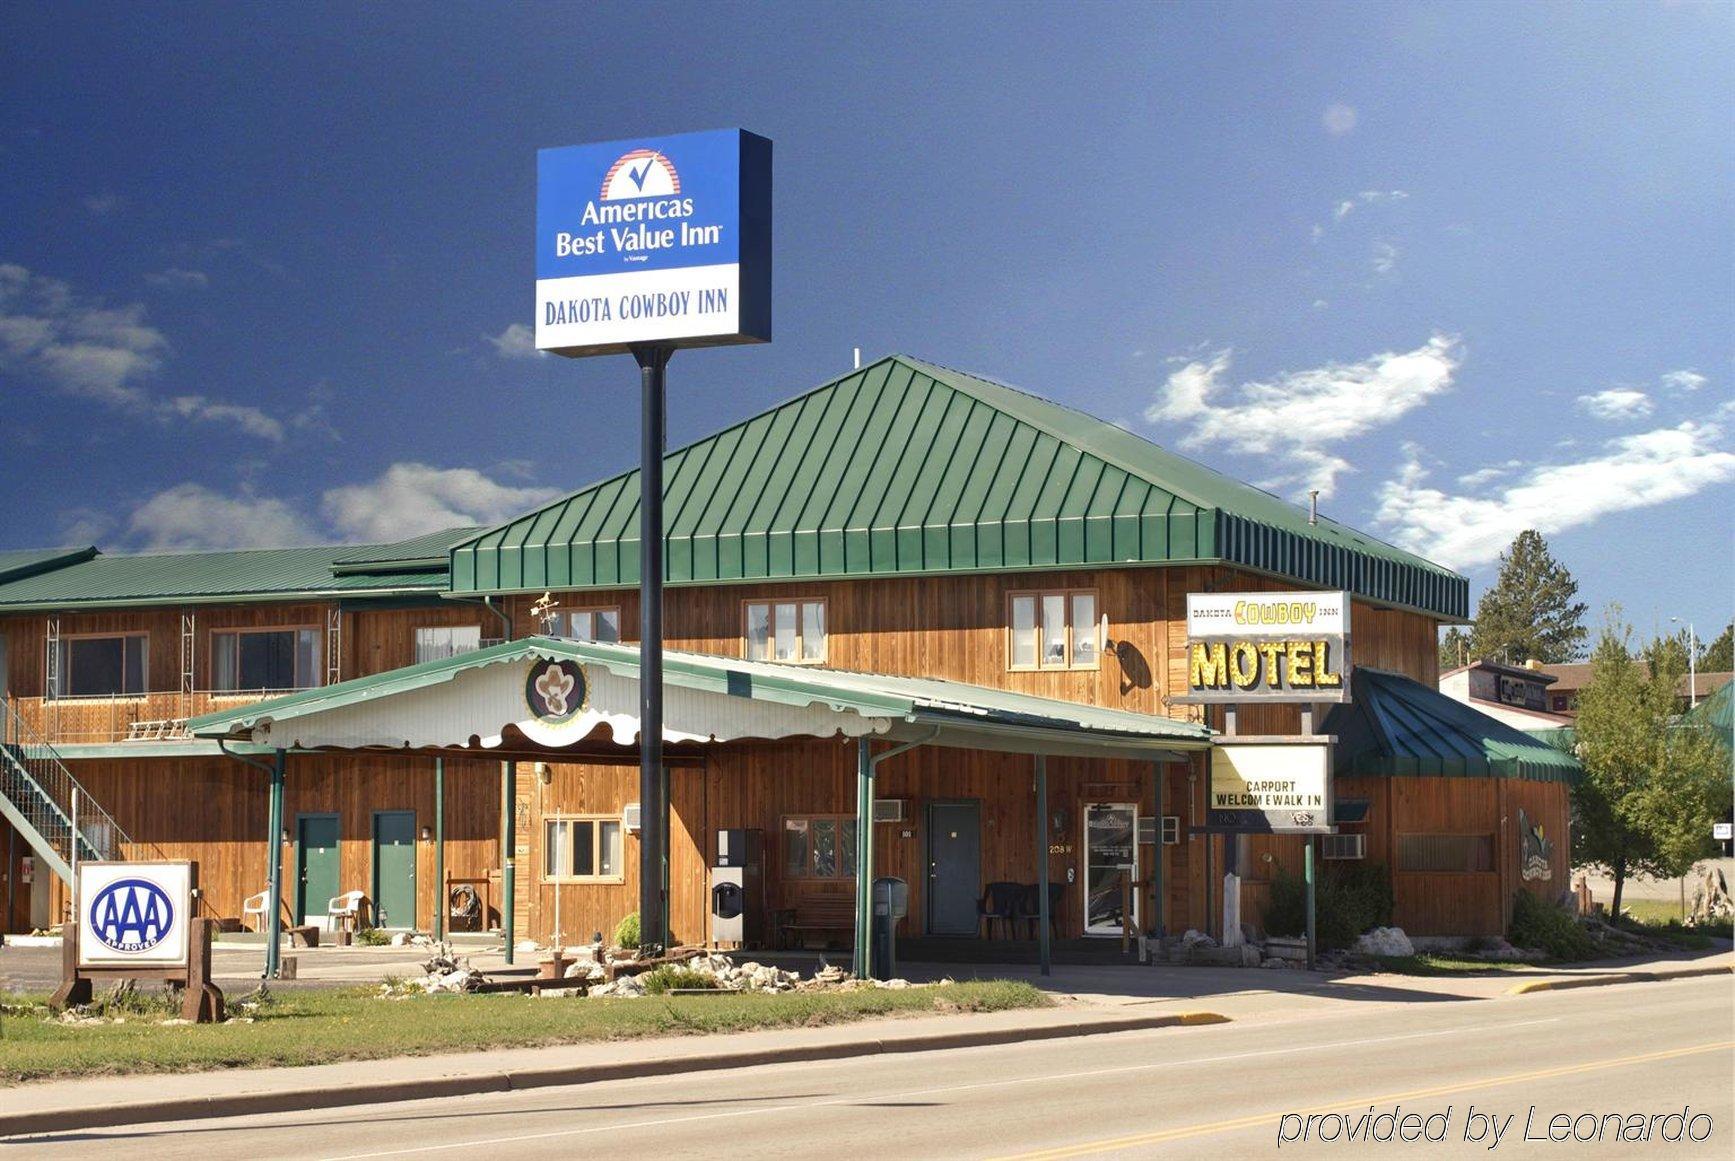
left=1083, top=803, right=1138, bottom=936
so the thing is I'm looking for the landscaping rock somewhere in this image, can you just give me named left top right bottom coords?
left=1354, top=927, right=1415, bottom=958
left=1181, top=928, right=1217, bottom=950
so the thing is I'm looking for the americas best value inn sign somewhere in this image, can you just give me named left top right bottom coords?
left=536, top=128, right=772, bottom=357
left=1181, top=590, right=1352, bottom=704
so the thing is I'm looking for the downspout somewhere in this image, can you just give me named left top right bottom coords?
left=218, top=738, right=284, bottom=980
left=443, top=594, right=514, bottom=641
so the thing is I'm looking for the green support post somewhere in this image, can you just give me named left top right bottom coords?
left=852, top=738, right=872, bottom=980
left=1304, top=835, right=1317, bottom=971
left=266, top=749, right=285, bottom=980
left=433, top=757, right=445, bottom=941
left=502, top=759, right=517, bottom=965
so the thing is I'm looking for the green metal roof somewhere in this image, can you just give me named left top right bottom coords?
left=1325, top=668, right=1581, bottom=783
left=0, top=543, right=453, bottom=611
left=1684, top=679, right=1732, bottom=743
left=450, top=354, right=1466, bottom=618
left=190, top=636, right=1213, bottom=755
left=0, top=547, right=97, bottom=585
left=330, top=527, right=488, bottom=574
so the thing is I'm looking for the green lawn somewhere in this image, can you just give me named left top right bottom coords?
left=1621, top=898, right=1689, bottom=925
left=0, top=981, right=1048, bottom=1084
left=1370, top=954, right=1534, bottom=976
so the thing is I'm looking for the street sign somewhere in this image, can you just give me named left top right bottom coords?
left=1179, top=590, right=1352, bottom=703
left=1208, top=742, right=1333, bottom=833
left=76, top=860, right=193, bottom=969
left=535, top=128, right=771, bottom=357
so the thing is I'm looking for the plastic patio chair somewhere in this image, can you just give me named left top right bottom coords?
left=327, top=890, right=367, bottom=933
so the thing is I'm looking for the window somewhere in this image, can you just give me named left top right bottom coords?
left=744, top=599, right=826, bottom=663
left=1396, top=833, right=1494, bottom=873
left=414, top=625, right=483, bottom=664
left=782, top=815, right=857, bottom=879
left=212, top=628, right=321, bottom=692
left=562, top=608, right=621, bottom=643
left=543, top=817, right=623, bottom=881
left=1008, top=589, right=1099, bottom=670
left=52, top=635, right=148, bottom=699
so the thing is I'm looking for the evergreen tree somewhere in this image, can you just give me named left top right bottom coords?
left=1699, top=620, right=1733, bottom=672
left=1469, top=531, right=1588, bottom=664
left=1571, top=615, right=1728, bottom=918
left=1438, top=626, right=1472, bottom=671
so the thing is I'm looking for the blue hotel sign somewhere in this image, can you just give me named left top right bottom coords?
left=536, top=129, right=771, bottom=358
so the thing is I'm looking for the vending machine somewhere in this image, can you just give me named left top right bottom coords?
left=710, top=828, right=764, bottom=948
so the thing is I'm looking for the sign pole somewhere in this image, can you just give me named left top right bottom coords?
left=635, top=343, right=672, bottom=956
left=266, top=749, right=284, bottom=979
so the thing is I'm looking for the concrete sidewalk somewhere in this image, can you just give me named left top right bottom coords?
left=3, top=948, right=1727, bottom=1139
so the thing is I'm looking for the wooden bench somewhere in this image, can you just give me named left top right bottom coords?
left=776, top=898, right=857, bottom=949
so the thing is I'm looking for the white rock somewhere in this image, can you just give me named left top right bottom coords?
left=1353, top=927, right=1415, bottom=958
left=1181, top=928, right=1217, bottom=949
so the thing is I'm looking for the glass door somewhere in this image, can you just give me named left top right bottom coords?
left=1083, top=803, right=1138, bottom=936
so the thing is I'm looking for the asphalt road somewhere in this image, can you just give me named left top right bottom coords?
left=10, top=977, right=1732, bottom=1159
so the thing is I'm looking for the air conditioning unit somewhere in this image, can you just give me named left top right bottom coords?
left=622, top=802, right=642, bottom=833
left=872, top=798, right=906, bottom=823
left=1321, top=833, right=1365, bottom=860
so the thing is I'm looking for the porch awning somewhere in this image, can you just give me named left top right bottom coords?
left=1322, top=668, right=1581, bottom=784
left=187, top=636, right=1212, bottom=759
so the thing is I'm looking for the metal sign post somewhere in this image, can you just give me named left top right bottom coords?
left=636, top=342, right=671, bottom=954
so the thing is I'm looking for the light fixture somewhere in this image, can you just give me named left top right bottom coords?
left=420, top=825, right=432, bottom=842
left=280, top=828, right=290, bottom=844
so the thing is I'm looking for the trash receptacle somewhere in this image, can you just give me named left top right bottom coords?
left=871, top=876, right=908, bottom=981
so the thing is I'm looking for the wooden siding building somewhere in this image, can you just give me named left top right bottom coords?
left=1, top=356, right=1575, bottom=947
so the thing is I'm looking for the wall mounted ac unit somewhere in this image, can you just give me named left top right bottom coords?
left=1321, top=833, right=1365, bottom=860
left=622, top=802, right=642, bottom=833
left=872, top=798, right=906, bottom=823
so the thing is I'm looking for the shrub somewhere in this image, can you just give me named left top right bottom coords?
left=638, top=965, right=718, bottom=994
left=1508, top=890, right=1595, bottom=961
left=354, top=927, right=390, bottom=946
left=613, top=912, right=641, bottom=949
left=1263, top=862, right=1394, bottom=950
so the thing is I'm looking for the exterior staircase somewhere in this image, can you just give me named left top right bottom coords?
left=1, top=698, right=131, bottom=885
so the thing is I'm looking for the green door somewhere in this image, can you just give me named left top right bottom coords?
left=296, top=814, right=340, bottom=925
left=372, top=811, right=417, bottom=931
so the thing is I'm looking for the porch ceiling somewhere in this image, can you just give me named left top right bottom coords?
left=186, top=636, right=1212, bottom=759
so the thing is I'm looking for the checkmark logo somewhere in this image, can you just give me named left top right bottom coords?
left=627, top=155, right=657, bottom=192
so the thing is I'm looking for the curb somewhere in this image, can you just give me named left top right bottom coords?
left=0, top=1011, right=1228, bottom=1138
left=1508, top=964, right=1733, bottom=995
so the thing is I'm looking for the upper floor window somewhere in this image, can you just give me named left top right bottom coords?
left=1008, top=590, right=1099, bottom=670
left=563, top=608, right=621, bottom=643
left=744, top=599, right=826, bottom=664
left=415, top=625, right=483, bottom=664
left=51, top=635, right=148, bottom=699
left=213, top=628, right=321, bottom=692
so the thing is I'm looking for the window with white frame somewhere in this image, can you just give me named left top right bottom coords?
left=562, top=607, right=621, bottom=643
left=212, top=628, right=321, bottom=692
left=414, top=625, right=483, bottom=664
left=1007, top=590, right=1099, bottom=670
left=744, top=599, right=826, bottom=663
left=51, top=635, right=148, bottom=699
left=543, top=816, right=623, bottom=881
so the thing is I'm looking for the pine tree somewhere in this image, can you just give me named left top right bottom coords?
left=1469, top=531, right=1588, bottom=664
left=1571, top=616, right=1728, bottom=918
left=1699, top=621, right=1733, bottom=672
left=1437, top=626, right=1472, bottom=672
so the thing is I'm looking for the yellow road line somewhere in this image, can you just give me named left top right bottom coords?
left=992, top=1040, right=1735, bottom=1160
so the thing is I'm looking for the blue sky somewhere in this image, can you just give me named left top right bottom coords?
left=2, top=2, right=1730, bottom=642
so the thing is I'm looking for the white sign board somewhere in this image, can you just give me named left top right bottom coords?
left=1715, top=822, right=1733, bottom=842
left=1186, top=590, right=1349, bottom=638
left=1182, top=590, right=1352, bottom=703
left=77, top=861, right=192, bottom=969
left=1209, top=743, right=1332, bottom=833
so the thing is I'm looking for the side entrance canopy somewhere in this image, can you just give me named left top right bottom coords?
left=186, top=637, right=1213, bottom=758
left=1323, top=668, right=1581, bottom=783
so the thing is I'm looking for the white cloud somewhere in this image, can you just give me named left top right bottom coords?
left=1575, top=387, right=1653, bottom=421
left=126, top=484, right=319, bottom=551
left=1330, top=189, right=1408, bottom=227
left=1375, top=422, right=1735, bottom=570
left=1322, top=103, right=1358, bottom=136
left=0, top=263, right=167, bottom=402
left=1455, top=460, right=1522, bottom=488
left=1661, top=369, right=1707, bottom=393
left=82, top=192, right=122, bottom=217
left=485, top=322, right=539, bottom=359
left=321, top=463, right=559, bottom=542
left=144, top=268, right=209, bottom=289
left=166, top=395, right=285, bottom=441
left=1371, top=240, right=1400, bottom=275
left=1333, top=200, right=1356, bottom=222
left=1144, top=333, right=1461, bottom=499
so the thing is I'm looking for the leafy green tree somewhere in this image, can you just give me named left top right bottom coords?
left=1699, top=620, right=1733, bottom=673
left=1644, top=629, right=1692, bottom=678
left=1469, top=530, right=1588, bottom=664
left=1571, top=615, right=1729, bottom=917
left=1438, top=626, right=1472, bottom=672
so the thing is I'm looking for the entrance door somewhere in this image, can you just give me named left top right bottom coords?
left=372, top=811, right=416, bottom=930
left=296, top=814, right=340, bottom=926
left=925, top=801, right=981, bottom=936
left=1083, top=803, right=1138, bottom=936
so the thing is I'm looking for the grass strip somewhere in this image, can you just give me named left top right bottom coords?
left=0, top=980, right=1048, bottom=1084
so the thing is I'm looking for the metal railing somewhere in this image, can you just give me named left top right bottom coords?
left=1, top=695, right=133, bottom=876
left=19, top=688, right=301, bottom=745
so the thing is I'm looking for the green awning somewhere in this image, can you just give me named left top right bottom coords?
left=1323, top=668, right=1581, bottom=783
